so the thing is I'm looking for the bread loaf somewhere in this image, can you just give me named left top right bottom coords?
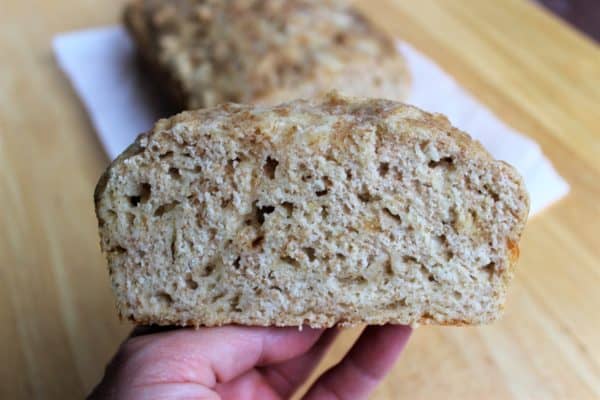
left=94, top=94, right=529, bottom=327
left=124, top=0, right=410, bottom=109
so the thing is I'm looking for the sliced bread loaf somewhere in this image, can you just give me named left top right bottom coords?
left=94, top=94, right=529, bottom=327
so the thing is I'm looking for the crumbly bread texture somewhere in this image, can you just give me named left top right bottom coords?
left=124, top=0, right=410, bottom=110
left=95, top=94, right=529, bottom=327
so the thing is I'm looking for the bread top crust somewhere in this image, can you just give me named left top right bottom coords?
left=96, top=93, right=529, bottom=245
left=124, top=0, right=409, bottom=108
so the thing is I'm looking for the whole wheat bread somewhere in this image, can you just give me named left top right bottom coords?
left=124, top=0, right=410, bottom=109
left=94, top=94, right=529, bottom=327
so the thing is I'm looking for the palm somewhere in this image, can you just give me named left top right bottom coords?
left=89, top=325, right=411, bottom=400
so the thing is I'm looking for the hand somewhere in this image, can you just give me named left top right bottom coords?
left=89, top=324, right=411, bottom=399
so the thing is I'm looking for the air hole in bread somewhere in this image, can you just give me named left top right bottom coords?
left=469, top=209, right=478, bottom=221
left=129, top=196, right=141, bottom=207
left=321, top=206, right=329, bottom=219
left=316, top=189, right=328, bottom=197
left=129, top=183, right=151, bottom=207
left=384, top=260, right=394, bottom=276
left=185, top=274, right=199, bottom=290
left=233, top=257, right=241, bottom=269
left=325, top=149, right=337, bottom=163
left=252, top=236, right=264, bottom=248
left=428, top=274, right=437, bottom=282
left=301, top=173, right=313, bottom=182
left=357, top=186, right=379, bottom=203
left=453, top=291, right=463, bottom=300
left=378, top=162, right=390, bottom=177
left=403, top=255, right=417, bottom=264
left=264, top=156, right=279, bottom=179
left=336, top=253, right=346, bottom=260
left=355, top=276, right=368, bottom=285
left=218, top=196, right=229, bottom=208
left=202, top=264, right=215, bottom=277
left=211, top=292, right=225, bottom=303
left=438, top=234, right=448, bottom=245
left=345, top=168, right=352, bottom=180
left=383, top=207, right=402, bottom=224
left=169, top=167, right=182, bottom=180
left=484, top=184, right=500, bottom=202
left=109, top=245, right=127, bottom=255
left=155, top=291, right=173, bottom=305
left=357, top=191, right=371, bottom=203
left=303, top=247, right=316, bottom=261
left=231, top=293, right=242, bottom=312
left=281, top=256, right=300, bottom=268
left=170, top=235, right=177, bottom=261
left=482, top=262, right=496, bottom=279
left=154, top=201, right=180, bottom=217
left=225, top=158, right=239, bottom=174
left=256, top=204, right=275, bottom=224
left=386, top=298, right=407, bottom=309
left=159, top=151, right=173, bottom=159
left=421, top=312, right=434, bottom=320
left=428, top=157, right=454, bottom=169
left=282, top=202, right=294, bottom=217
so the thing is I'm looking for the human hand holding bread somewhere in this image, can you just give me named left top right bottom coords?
left=90, top=1, right=529, bottom=399
left=89, top=325, right=411, bottom=399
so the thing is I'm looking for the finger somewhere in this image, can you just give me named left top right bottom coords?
left=259, top=328, right=340, bottom=398
left=215, top=369, right=281, bottom=400
left=303, top=325, right=412, bottom=400
left=120, top=326, right=324, bottom=388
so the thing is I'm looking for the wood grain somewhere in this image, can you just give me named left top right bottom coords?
left=1, top=0, right=599, bottom=398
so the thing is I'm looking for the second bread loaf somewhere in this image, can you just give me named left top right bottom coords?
left=124, top=0, right=410, bottom=109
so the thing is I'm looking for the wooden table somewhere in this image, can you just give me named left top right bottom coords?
left=1, top=0, right=599, bottom=398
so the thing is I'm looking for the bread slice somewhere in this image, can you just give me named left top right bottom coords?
left=124, top=0, right=410, bottom=110
left=94, top=94, right=529, bottom=327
